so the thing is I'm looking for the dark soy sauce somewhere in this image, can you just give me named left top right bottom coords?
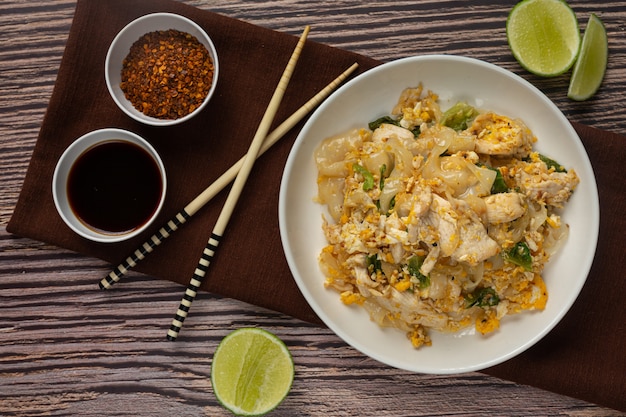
left=67, top=140, right=163, bottom=234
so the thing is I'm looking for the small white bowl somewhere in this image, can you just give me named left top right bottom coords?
left=53, top=128, right=167, bottom=243
left=105, top=13, right=219, bottom=126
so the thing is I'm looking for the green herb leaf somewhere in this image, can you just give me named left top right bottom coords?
left=539, top=154, right=567, bottom=173
left=366, top=254, right=382, bottom=275
left=353, top=164, right=375, bottom=191
left=407, top=255, right=430, bottom=289
left=369, top=116, right=398, bottom=131
left=368, top=116, right=420, bottom=137
left=441, top=102, right=479, bottom=131
left=476, top=163, right=508, bottom=194
left=490, top=167, right=508, bottom=194
left=502, top=241, right=533, bottom=271
left=465, top=287, right=500, bottom=308
left=379, top=164, right=387, bottom=190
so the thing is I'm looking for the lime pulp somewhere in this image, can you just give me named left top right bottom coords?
left=211, top=328, right=294, bottom=416
left=506, top=0, right=581, bottom=77
left=568, top=13, right=608, bottom=101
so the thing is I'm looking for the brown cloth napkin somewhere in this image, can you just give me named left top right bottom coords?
left=7, top=0, right=625, bottom=411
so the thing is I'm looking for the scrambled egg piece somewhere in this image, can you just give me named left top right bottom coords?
left=476, top=309, right=500, bottom=335
left=468, top=112, right=535, bottom=158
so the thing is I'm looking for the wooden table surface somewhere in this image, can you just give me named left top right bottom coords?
left=1, top=1, right=625, bottom=416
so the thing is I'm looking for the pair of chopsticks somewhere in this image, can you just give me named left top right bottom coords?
left=98, top=26, right=359, bottom=340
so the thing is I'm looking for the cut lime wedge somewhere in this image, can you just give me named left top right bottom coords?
left=507, top=0, right=581, bottom=77
left=568, top=14, right=608, bottom=101
left=211, top=328, right=294, bottom=416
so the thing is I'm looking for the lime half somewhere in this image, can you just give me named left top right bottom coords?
left=507, top=0, right=581, bottom=77
left=211, top=328, right=294, bottom=416
left=568, top=14, right=608, bottom=101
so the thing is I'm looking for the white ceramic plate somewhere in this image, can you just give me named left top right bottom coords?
left=278, top=55, right=599, bottom=374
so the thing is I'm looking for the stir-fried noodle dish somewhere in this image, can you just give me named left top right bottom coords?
left=315, top=84, right=579, bottom=348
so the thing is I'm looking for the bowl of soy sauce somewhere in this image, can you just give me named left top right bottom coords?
left=53, top=128, right=166, bottom=243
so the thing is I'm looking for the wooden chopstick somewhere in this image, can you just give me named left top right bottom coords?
left=98, top=61, right=359, bottom=291
left=166, top=26, right=309, bottom=341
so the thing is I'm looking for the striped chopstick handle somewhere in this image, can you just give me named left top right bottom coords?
left=98, top=209, right=191, bottom=290
left=166, top=232, right=221, bottom=341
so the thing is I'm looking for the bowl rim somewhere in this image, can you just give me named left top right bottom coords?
left=52, top=128, right=167, bottom=243
left=278, top=54, right=600, bottom=373
left=105, top=12, right=219, bottom=127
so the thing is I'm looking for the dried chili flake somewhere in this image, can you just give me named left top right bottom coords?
left=120, top=29, right=214, bottom=120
